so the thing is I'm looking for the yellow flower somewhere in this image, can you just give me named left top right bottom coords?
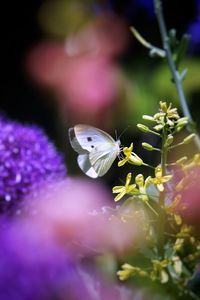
left=112, top=173, right=138, bottom=202
left=135, top=174, right=151, bottom=202
left=151, top=259, right=169, bottom=283
left=118, top=143, right=143, bottom=167
left=153, top=102, right=180, bottom=130
left=159, top=101, right=179, bottom=119
left=150, top=166, right=172, bottom=192
left=117, top=263, right=148, bottom=281
left=172, top=256, right=182, bottom=275
left=117, top=264, right=135, bottom=281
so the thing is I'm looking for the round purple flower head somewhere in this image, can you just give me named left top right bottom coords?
left=0, top=114, right=66, bottom=213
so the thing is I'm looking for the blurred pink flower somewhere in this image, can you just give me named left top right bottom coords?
left=26, top=43, right=120, bottom=117
left=176, top=166, right=200, bottom=228
left=20, top=177, right=139, bottom=256
left=65, top=14, right=129, bottom=57
left=26, top=13, right=128, bottom=122
left=57, top=55, right=119, bottom=114
left=26, top=41, right=68, bottom=88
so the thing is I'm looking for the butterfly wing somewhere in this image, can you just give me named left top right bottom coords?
left=89, top=143, right=120, bottom=177
left=68, top=127, right=87, bottom=154
left=73, top=124, right=116, bottom=152
left=77, top=154, right=98, bottom=178
left=68, top=124, right=120, bottom=177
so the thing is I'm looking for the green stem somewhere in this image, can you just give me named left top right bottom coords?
left=142, top=162, right=155, bottom=170
left=157, top=125, right=168, bottom=258
left=145, top=200, right=158, bottom=216
left=160, top=126, right=167, bottom=204
left=153, top=0, right=200, bottom=151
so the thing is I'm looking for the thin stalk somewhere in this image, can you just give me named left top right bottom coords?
left=157, top=125, right=167, bottom=258
left=160, top=125, right=167, bottom=204
left=143, top=162, right=155, bottom=170
left=153, top=0, right=200, bottom=150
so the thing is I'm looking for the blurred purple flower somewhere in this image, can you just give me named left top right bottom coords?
left=118, top=0, right=154, bottom=19
left=0, top=216, right=145, bottom=300
left=187, top=19, right=200, bottom=53
left=133, top=0, right=154, bottom=16
left=187, top=266, right=200, bottom=296
left=94, top=0, right=154, bottom=21
left=0, top=217, right=92, bottom=300
left=187, top=0, right=200, bottom=53
left=0, top=114, right=66, bottom=213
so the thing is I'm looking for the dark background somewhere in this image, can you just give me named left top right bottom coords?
left=1, top=0, right=197, bottom=127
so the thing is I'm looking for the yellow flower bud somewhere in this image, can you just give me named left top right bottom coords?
left=135, top=174, right=144, bottom=187
left=167, top=119, right=174, bottom=126
left=142, top=142, right=154, bottom=151
left=177, top=117, right=188, bottom=126
left=183, top=134, right=196, bottom=144
left=117, top=264, right=134, bottom=281
left=129, top=155, right=143, bottom=166
left=153, top=112, right=165, bottom=120
left=165, top=134, right=174, bottom=146
left=137, top=124, right=150, bottom=133
left=159, top=101, right=168, bottom=112
left=154, top=124, right=163, bottom=131
left=142, top=115, right=155, bottom=122
left=176, top=156, right=187, bottom=165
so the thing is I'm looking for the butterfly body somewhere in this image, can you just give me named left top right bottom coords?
left=69, top=125, right=120, bottom=178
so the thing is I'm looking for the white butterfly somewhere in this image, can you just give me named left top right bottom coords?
left=69, top=124, right=121, bottom=178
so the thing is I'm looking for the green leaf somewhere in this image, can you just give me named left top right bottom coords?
left=168, top=264, right=179, bottom=280
left=174, top=34, right=190, bottom=69
left=139, top=246, right=157, bottom=259
left=164, top=245, right=175, bottom=259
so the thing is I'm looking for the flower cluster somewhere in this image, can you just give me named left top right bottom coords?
left=0, top=114, right=66, bottom=213
left=110, top=101, right=200, bottom=298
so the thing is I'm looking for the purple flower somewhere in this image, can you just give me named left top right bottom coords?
left=187, top=0, right=200, bottom=53
left=119, top=0, right=154, bottom=19
left=187, top=19, right=200, bottom=53
left=0, top=217, right=90, bottom=300
left=0, top=114, right=66, bottom=213
left=94, top=0, right=155, bottom=20
left=0, top=216, right=144, bottom=300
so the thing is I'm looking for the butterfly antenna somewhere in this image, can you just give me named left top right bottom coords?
left=119, top=177, right=126, bottom=185
left=118, top=126, right=130, bottom=140
left=115, top=129, right=118, bottom=141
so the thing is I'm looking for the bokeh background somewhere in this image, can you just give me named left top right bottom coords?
left=1, top=1, right=200, bottom=299
left=1, top=0, right=200, bottom=180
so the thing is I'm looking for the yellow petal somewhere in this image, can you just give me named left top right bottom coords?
left=118, top=158, right=127, bottom=167
left=114, top=191, right=126, bottom=202
left=127, top=184, right=137, bottom=194
left=126, top=173, right=132, bottom=186
left=160, top=270, right=169, bottom=283
left=129, top=155, right=143, bottom=166
left=155, top=166, right=162, bottom=178
left=157, top=183, right=164, bottom=192
left=161, top=175, right=173, bottom=183
left=135, top=174, right=144, bottom=187
left=123, top=143, right=133, bottom=155
left=112, top=186, right=124, bottom=193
